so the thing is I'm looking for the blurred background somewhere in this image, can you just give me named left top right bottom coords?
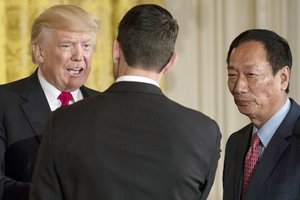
left=1, top=0, right=300, bottom=199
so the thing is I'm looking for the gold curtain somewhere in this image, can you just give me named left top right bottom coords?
left=0, top=0, right=162, bottom=91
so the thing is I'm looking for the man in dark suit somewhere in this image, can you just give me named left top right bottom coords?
left=30, top=4, right=222, bottom=200
left=0, top=5, right=99, bottom=200
left=223, top=29, right=300, bottom=200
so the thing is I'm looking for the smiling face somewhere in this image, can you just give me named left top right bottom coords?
left=227, top=40, right=290, bottom=127
left=35, top=29, right=94, bottom=91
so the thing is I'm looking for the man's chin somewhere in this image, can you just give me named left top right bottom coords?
left=237, top=106, right=253, bottom=116
left=65, top=81, right=86, bottom=91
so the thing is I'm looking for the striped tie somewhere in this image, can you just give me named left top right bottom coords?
left=241, top=133, right=260, bottom=199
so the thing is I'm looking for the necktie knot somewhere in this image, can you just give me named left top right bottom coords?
left=250, top=133, right=260, bottom=147
left=57, top=92, right=73, bottom=106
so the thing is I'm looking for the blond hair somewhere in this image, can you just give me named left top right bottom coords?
left=31, top=4, right=99, bottom=63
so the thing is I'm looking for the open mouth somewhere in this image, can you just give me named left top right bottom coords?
left=66, top=67, right=83, bottom=76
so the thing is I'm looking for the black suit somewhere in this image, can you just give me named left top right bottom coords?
left=223, top=98, right=300, bottom=200
left=0, top=69, right=99, bottom=200
left=30, top=81, right=221, bottom=200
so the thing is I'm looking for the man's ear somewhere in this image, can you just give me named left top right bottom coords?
left=162, top=53, right=177, bottom=75
left=112, top=39, right=120, bottom=64
left=280, top=65, right=290, bottom=91
left=32, top=44, right=44, bottom=63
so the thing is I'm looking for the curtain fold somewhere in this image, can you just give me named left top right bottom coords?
left=0, top=1, right=5, bottom=83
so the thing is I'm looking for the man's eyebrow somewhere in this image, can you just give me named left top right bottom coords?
left=227, top=65, right=235, bottom=70
left=227, top=63, right=261, bottom=70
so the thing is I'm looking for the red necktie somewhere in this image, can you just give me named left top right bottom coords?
left=57, top=92, right=73, bottom=106
left=241, top=133, right=260, bottom=200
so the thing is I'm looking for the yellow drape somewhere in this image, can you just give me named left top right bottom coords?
left=0, top=0, right=162, bottom=91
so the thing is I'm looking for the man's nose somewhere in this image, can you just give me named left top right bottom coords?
left=72, top=46, right=83, bottom=61
left=233, top=76, right=248, bottom=94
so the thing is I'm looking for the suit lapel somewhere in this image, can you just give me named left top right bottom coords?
left=19, top=71, right=98, bottom=143
left=21, top=71, right=51, bottom=143
left=246, top=99, right=300, bottom=200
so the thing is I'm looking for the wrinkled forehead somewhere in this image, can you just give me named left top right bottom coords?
left=39, top=28, right=96, bottom=44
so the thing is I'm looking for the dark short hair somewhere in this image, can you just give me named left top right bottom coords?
left=226, top=29, right=292, bottom=93
left=226, top=29, right=292, bottom=92
left=117, top=4, right=179, bottom=72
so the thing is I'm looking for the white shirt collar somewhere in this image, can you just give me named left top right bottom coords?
left=37, top=68, right=82, bottom=111
left=115, top=75, right=160, bottom=87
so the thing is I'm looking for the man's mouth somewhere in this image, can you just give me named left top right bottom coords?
left=235, top=99, right=251, bottom=106
left=66, top=67, right=83, bottom=76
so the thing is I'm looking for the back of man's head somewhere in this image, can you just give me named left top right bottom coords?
left=117, top=4, right=178, bottom=72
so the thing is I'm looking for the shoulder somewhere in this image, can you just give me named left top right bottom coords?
left=225, top=124, right=252, bottom=151
left=167, top=97, right=218, bottom=125
left=228, top=123, right=252, bottom=139
left=0, top=76, right=29, bottom=93
left=0, top=76, right=36, bottom=107
left=0, top=70, right=39, bottom=95
left=163, top=98, right=222, bottom=140
left=80, top=86, right=101, bottom=97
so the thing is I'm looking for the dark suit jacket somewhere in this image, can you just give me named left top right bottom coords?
left=30, top=81, right=221, bottom=200
left=0, top=69, right=99, bottom=200
left=223, top=98, right=300, bottom=200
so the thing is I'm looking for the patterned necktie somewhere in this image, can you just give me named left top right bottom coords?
left=241, top=133, right=260, bottom=200
left=57, top=92, right=73, bottom=106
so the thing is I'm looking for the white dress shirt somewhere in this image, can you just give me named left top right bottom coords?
left=37, top=69, right=83, bottom=111
left=115, top=75, right=160, bottom=87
